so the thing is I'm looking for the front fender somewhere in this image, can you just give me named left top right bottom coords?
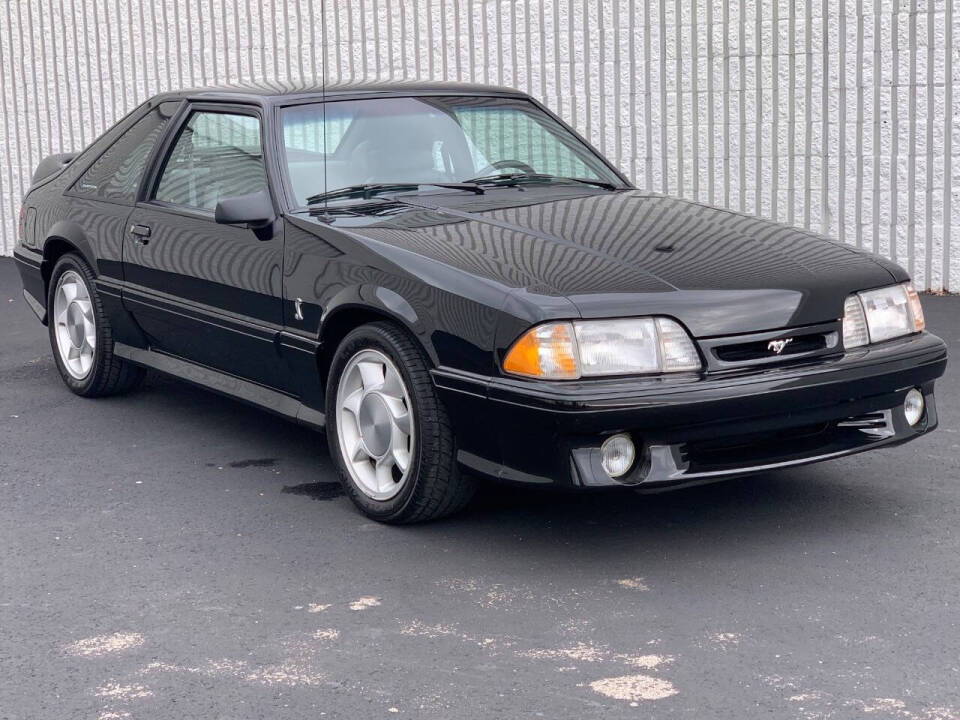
left=319, top=284, right=437, bottom=365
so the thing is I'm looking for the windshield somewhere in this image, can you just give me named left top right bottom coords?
left=280, top=96, right=623, bottom=206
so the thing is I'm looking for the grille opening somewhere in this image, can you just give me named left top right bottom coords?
left=679, top=413, right=893, bottom=474
left=836, top=412, right=887, bottom=430
left=713, top=331, right=833, bottom=363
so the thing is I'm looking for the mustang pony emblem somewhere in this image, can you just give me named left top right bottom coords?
left=767, top=338, right=793, bottom=355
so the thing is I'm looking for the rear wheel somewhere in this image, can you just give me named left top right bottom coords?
left=47, top=253, right=145, bottom=397
left=326, top=321, right=474, bottom=523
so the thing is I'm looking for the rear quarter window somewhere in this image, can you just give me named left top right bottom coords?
left=71, top=101, right=180, bottom=202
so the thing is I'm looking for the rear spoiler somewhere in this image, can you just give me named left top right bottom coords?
left=31, top=152, right=77, bottom=185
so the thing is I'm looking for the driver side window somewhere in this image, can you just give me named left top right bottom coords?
left=154, top=110, right=266, bottom=211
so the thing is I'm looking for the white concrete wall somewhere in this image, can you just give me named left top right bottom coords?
left=1, top=0, right=957, bottom=289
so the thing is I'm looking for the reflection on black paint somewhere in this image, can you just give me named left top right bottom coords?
left=300, top=187, right=896, bottom=339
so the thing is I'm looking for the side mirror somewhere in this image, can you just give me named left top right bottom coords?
left=214, top=189, right=275, bottom=228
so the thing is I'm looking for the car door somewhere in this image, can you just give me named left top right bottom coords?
left=61, top=100, right=182, bottom=347
left=122, top=104, right=289, bottom=390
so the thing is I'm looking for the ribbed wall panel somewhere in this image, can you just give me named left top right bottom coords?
left=1, top=0, right=956, bottom=290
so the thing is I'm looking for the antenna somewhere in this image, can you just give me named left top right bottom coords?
left=321, top=0, right=328, bottom=215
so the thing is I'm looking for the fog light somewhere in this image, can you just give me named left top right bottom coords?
left=904, top=388, right=924, bottom=426
left=601, top=433, right=636, bottom=478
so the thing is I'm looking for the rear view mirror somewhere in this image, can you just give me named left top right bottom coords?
left=214, top=189, right=274, bottom=228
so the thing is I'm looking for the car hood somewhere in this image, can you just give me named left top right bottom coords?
left=317, top=189, right=903, bottom=337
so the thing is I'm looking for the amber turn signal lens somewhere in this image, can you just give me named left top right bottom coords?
left=503, top=322, right=580, bottom=379
left=904, top=282, right=925, bottom=332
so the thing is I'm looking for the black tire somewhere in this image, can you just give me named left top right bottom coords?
left=325, top=321, right=475, bottom=523
left=47, top=253, right=145, bottom=397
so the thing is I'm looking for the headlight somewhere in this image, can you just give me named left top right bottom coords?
left=503, top=317, right=700, bottom=379
left=842, top=281, right=925, bottom=348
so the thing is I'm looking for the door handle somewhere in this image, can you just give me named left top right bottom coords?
left=129, top=224, right=151, bottom=245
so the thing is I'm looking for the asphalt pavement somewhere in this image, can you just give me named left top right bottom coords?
left=1, top=256, right=959, bottom=719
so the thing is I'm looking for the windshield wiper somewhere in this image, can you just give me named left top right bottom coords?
left=306, top=182, right=483, bottom=205
left=460, top=172, right=619, bottom=191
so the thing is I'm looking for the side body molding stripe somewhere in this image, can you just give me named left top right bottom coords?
left=112, top=343, right=326, bottom=429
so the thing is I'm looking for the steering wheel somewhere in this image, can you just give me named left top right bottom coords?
left=475, top=159, right=537, bottom=176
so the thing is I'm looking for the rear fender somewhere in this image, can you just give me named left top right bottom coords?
left=42, top=221, right=98, bottom=275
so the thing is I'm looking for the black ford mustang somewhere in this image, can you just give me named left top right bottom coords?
left=14, top=82, right=947, bottom=522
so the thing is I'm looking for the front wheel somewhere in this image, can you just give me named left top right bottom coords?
left=326, top=322, right=474, bottom=523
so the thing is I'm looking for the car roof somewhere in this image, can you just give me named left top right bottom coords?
left=151, top=80, right=530, bottom=105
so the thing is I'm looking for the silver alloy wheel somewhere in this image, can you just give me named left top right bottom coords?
left=53, top=269, right=96, bottom=380
left=336, top=349, right=415, bottom=501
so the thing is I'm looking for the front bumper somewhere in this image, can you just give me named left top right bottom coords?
left=434, top=331, right=947, bottom=489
